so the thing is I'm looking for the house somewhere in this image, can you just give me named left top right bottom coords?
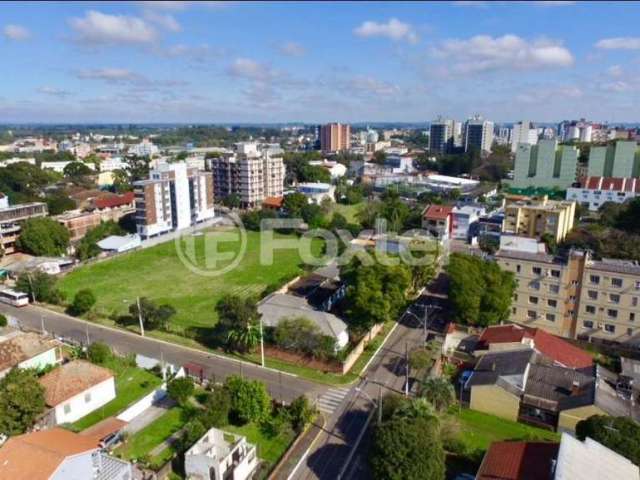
left=476, top=440, right=559, bottom=480
left=421, top=204, right=454, bottom=241
left=451, top=204, right=486, bottom=241
left=261, top=196, right=284, bottom=211
left=185, top=427, right=258, bottom=480
left=258, top=293, right=349, bottom=350
left=0, top=330, right=62, bottom=378
left=566, top=176, right=640, bottom=211
left=0, top=427, right=132, bottom=480
left=96, top=234, right=141, bottom=253
left=286, top=273, right=346, bottom=312
left=296, top=182, right=335, bottom=205
left=308, top=159, right=347, bottom=179
left=38, top=360, right=116, bottom=425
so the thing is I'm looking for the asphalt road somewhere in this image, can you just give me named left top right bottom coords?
left=0, top=303, right=326, bottom=403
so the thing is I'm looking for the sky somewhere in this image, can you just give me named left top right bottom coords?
left=1, top=1, right=640, bottom=124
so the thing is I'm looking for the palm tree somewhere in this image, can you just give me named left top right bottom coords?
left=420, top=378, right=455, bottom=412
left=226, top=322, right=260, bottom=352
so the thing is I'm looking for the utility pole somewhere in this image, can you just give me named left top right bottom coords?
left=40, top=314, right=45, bottom=335
left=377, top=383, right=383, bottom=425
left=85, top=323, right=90, bottom=345
left=259, top=316, right=265, bottom=368
left=423, top=303, right=428, bottom=341
left=136, top=296, right=145, bottom=337
left=27, top=272, right=36, bottom=303
left=405, top=342, right=409, bottom=397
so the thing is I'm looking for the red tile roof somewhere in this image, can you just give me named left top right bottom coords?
left=39, top=360, right=114, bottom=406
left=477, top=441, right=559, bottom=480
left=477, top=325, right=593, bottom=369
left=580, top=176, right=640, bottom=193
left=262, top=196, right=284, bottom=208
left=423, top=204, right=454, bottom=220
left=93, top=192, right=135, bottom=209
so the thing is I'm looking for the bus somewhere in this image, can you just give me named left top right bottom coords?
left=0, top=288, right=30, bottom=307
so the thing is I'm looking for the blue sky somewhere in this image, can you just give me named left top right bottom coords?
left=1, top=1, right=639, bottom=123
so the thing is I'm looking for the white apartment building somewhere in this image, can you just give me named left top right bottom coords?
left=566, top=176, right=640, bottom=211
left=511, top=121, right=539, bottom=153
left=210, top=143, right=285, bottom=208
left=129, top=138, right=159, bottom=157
left=133, top=162, right=215, bottom=238
left=451, top=204, right=487, bottom=240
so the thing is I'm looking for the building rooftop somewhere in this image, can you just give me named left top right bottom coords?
left=93, top=191, right=135, bottom=209
left=0, top=332, right=59, bottom=372
left=39, top=360, right=114, bottom=406
left=476, top=440, right=559, bottom=480
left=0, top=428, right=98, bottom=480
left=522, top=363, right=595, bottom=413
left=580, top=176, right=640, bottom=193
left=588, top=257, right=640, bottom=276
left=423, top=204, right=454, bottom=220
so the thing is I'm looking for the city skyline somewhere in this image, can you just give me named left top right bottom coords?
left=2, top=1, right=640, bottom=123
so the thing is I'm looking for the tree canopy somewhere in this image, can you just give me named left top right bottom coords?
left=16, top=217, right=70, bottom=256
left=75, top=221, right=125, bottom=260
left=576, top=415, right=640, bottom=466
left=224, top=375, right=271, bottom=424
left=0, top=368, right=46, bottom=435
left=128, top=297, right=176, bottom=331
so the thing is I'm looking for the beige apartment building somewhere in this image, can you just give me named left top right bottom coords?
left=497, top=249, right=640, bottom=345
left=503, top=195, right=576, bottom=243
left=320, top=123, right=351, bottom=153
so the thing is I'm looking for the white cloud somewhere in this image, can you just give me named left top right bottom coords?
left=3, top=24, right=30, bottom=41
left=600, top=80, right=634, bottom=93
left=69, top=11, right=157, bottom=45
left=143, top=10, right=181, bottom=32
left=354, top=18, right=418, bottom=44
left=607, top=65, right=623, bottom=77
left=37, top=86, right=72, bottom=97
left=515, top=84, right=582, bottom=104
left=136, top=1, right=229, bottom=10
left=595, top=37, right=640, bottom=50
left=278, top=41, right=306, bottom=57
left=77, top=68, right=141, bottom=82
left=348, top=76, right=400, bottom=97
left=228, top=58, right=275, bottom=81
left=430, top=34, right=574, bottom=75
left=161, top=43, right=224, bottom=62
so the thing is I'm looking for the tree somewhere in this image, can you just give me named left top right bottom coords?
left=287, top=395, right=315, bottom=433
left=16, top=217, right=70, bottom=256
left=409, top=348, right=433, bottom=372
left=283, top=192, right=308, bottom=218
left=226, top=322, right=260, bottom=353
left=200, top=387, right=231, bottom=428
left=369, top=415, right=445, bottom=480
left=273, top=317, right=336, bottom=360
left=63, top=161, right=93, bottom=178
left=167, top=377, right=195, bottom=407
left=420, top=378, right=455, bottom=412
left=0, top=314, right=6, bottom=327
left=0, top=368, right=46, bottom=435
left=178, top=419, right=206, bottom=453
left=69, top=289, right=96, bottom=316
left=16, top=271, right=64, bottom=304
left=615, top=198, right=640, bottom=234
left=540, top=232, right=558, bottom=255
left=75, top=221, right=125, bottom=260
left=576, top=415, right=640, bottom=465
left=128, top=297, right=176, bottom=331
left=446, top=253, right=515, bottom=327
left=371, top=150, right=387, bottom=165
left=216, top=295, right=260, bottom=352
left=45, top=192, right=76, bottom=215
left=224, top=375, right=271, bottom=424
left=221, top=193, right=241, bottom=209
left=87, top=342, right=112, bottom=364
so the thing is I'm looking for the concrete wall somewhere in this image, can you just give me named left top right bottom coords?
left=470, top=385, right=520, bottom=422
left=117, top=385, right=167, bottom=423
left=558, top=404, right=604, bottom=433
left=19, top=347, right=60, bottom=371
left=55, top=377, right=116, bottom=424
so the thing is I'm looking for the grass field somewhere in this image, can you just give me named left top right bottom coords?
left=225, top=422, right=296, bottom=472
left=332, top=202, right=364, bottom=223
left=72, top=356, right=162, bottom=431
left=59, top=229, right=322, bottom=336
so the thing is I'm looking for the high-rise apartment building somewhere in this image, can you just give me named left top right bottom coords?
left=464, top=116, right=494, bottom=154
left=133, top=162, right=215, bottom=238
left=587, top=141, right=640, bottom=178
left=320, top=123, right=351, bottom=152
left=512, top=139, right=579, bottom=189
left=429, top=117, right=455, bottom=155
left=210, top=143, right=285, bottom=208
left=497, top=249, right=640, bottom=345
left=503, top=195, right=576, bottom=243
left=511, top=120, right=539, bottom=153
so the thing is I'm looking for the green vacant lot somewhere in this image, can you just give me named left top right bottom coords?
left=72, top=356, right=162, bottom=431
left=59, top=229, right=322, bottom=336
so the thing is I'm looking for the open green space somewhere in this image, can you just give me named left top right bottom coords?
left=116, top=406, right=187, bottom=462
left=72, top=356, right=162, bottom=431
left=332, top=202, right=364, bottom=223
left=59, top=229, right=323, bottom=336
left=225, top=422, right=296, bottom=472
left=453, top=408, right=560, bottom=452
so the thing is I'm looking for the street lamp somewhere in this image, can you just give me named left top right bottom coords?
left=355, top=383, right=383, bottom=425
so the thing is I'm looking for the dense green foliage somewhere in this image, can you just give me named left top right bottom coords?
left=75, top=221, right=125, bottom=260
left=87, top=342, right=113, bottom=364
left=273, top=316, right=336, bottom=360
left=446, top=253, right=516, bottom=327
left=45, top=191, right=76, bottom=215
left=287, top=395, right=315, bottom=433
left=16, top=271, right=64, bottom=304
left=0, top=368, right=46, bottom=435
left=199, top=387, right=232, bottom=428
left=69, top=288, right=96, bottom=316
left=0, top=162, right=60, bottom=203
left=216, top=295, right=260, bottom=352
left=128, top=297, right=176, bottom=331
left=576, top=415, right=640, bottom=465
left=16, top=217, right=70, bottom=256
left=224, top=375, right=271, bottom=424
left=0, top=314, right=6, bottom=327
left=167, top=377, right=195, bottom=407
left=420, top=378, right=455, bottom=412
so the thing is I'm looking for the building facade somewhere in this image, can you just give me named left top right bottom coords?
left=511, top=120, right=538, bottom=153
left=0, top=201, right=48, bottom=254
left=566, top=176, right=640, bottom=211
left=133, top=162, right=215, bottom=238
left=512, top=139, right=579, bottom=189
left=464, top=116, right=494, bottom=154
left=503, top=195, right=576, bottom=243
left=320, top=123, right=351, bottom=152
left=429, top=118, right=454, bottom=155
left=587, top=141, right=640, bottom=179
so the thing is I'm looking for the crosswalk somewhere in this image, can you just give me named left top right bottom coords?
left=316, top=387, right=351, bottom=415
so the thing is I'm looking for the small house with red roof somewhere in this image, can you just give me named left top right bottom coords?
left=421, top=204, right=454, bottom=241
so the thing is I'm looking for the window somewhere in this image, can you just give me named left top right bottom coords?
left=583, top=320, right=594, bottom=328
left=551, top=270, right=561, bottom=278
left=512, top=307, right=517, bottom=314
left=529, top=296, right=539, bottom=304
left=607, top=309, right=618, bottom=319
left=610, top=294, right=620, bottom=304
left=64, top=404, right=71, bottom=414
left=631, top=313, right=636, bottom=322
left=533, top=267, right=542, bottom=275
left=513, top=294, right=518, bottom=301
left=633, top=297, right=638, bottom=307
left=605, top=324, right=616, bottom=334
left=636, top=281, right=640, bottom=290
left=546, top=313, right=556, bottom=322
left=586, top=305, right=596, bottom=314
left=611, top=278, right=623, bottom=288
left=590, top=275, right=600, bottom=285
left=549, top=284, right=560, bottom=294
left=531, top=282, right=541, bottom=291
left=588, top=290, right=598, bottom=300
left=548, top=299, right=557, bottom=308
left=527, top=310, right=537, bottom=320
left=84, top=393, right=91, bottom=403
left=516, top=264, right=521, bottom=273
